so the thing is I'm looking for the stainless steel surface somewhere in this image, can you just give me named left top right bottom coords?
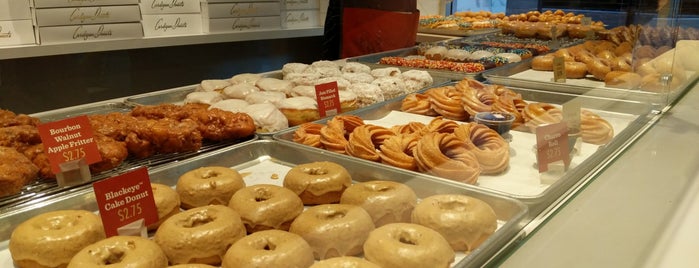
left=273, top=83, right=657, bottom=216
left=32, top=102, right=134, bottom=122
left=0, top=140, right=528, bottom=268
left=417, top=27, right=501, bottom=37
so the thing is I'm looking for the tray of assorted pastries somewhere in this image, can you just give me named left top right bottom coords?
left=418, top=11, right=504, bottom=37
left=274, top=77, right=657, bottom=213
left=0, top=97, right=258, bottom=212
left=482, top=25, right=699, bottom=106
left=0, top=139, right=528, bottom=268
left=124, top=60, right=450, bottom=137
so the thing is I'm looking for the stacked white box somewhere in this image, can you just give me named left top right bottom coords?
left=282, top=0, right=320, bottom=29
left=0, top=0, right=36, bottom=46
left=202, top=0, right=282, bottom=33
left=34, top=0, right=143, bottom=44
left=140, top=0, right=203, bottom=37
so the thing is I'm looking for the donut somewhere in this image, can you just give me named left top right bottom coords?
left=223, top=83, right=259, bottom=99
left=342, top=72, right=375, bottom=84
left=319, top=115, right=365, bottom=154
left=210, top=99, right=250, bottom=113
left=197, top=79, right=230, bottom=92
left=244, top=91, right=286, bottom=106
left=289, top=204, right=375, bottom=259
left=444, top=48, right=471, bottom=62
left=413, top=132, right=481, bottom=184
left=256, top=77, right=294, bottom=96
left=604, top=71, right=642, bottom=89
left=283, top=161, right=352, bottom=205
left=9, top=210, right=106, bottom=268
left=491, top=95, right=526, bottom=129
left=221, top=230, right=314, bottom=268
left=315, top=77, right=351, bottom=91
left=453, top=123, right=510, bottom=174
left=347, top=83, right=385, bottom=107
left=340, top=180, right=418, bottom=227
left=241, top=103, right=289, bottom=133
left=185, top=91, right=224, bottom=105
left=176, top=166, right=246, bottom=209
left=522, top=102, right=562, bottom=132
left=378, top=134, right=420, bottom=171
left=424, top=46, right=448, bottom=60
left=425, top=86, right=469, bottom=121
left=390, top=122, right=426, bottom=135
left=460, top=84, right=496, bottom=117
left=293, top=122, right=324, bottom=148
left=370, top=67, right=401, bottom=78
left=67, top=236, right=167, bottom=268
left=420, top=116, right=459, bottom=135
left=553, top=49, right=575, bottom=62
left=342, top=62, right=372, bottom=74
left=531, top=55, right=554, bottom=71
left=345, top=124, right=395, bottom=162
left=229, top=73, right=262, bottom=85
left=228, top=184, right=304, bottom=233
left=284, top=72, right=322, bottom=86
left=411, top=194, right=497, bottom=252
left=310, top=257, right=381, bottom=268
left=154, top=205, right=247, bottom=265
left=564, top=61, right=589, bottom=79
left=401, top=69, right=434, bottom=93
left=401, top=93, right=437, bottom=116
left=277, top=96, right=320, bottom=127
left=372, top=77, right=407, bottom=100
left=581, top=109, right=614, bottom=145
left=338, top=90, right=359, bottom=113
left=149, top=183, right=181, bottom=231
left=585, top=58, right=612, bottom=80
left=363, top=223, right=455, bottom=268
left=282, top=62, right=310, bottom=76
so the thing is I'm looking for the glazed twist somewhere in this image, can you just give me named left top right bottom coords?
left=401, top=93, right=438, bottom=116
left=293, top=123, right=323, bottom=148
left=379, top=134, right=420, bottom=171
left=414, top=132, right=481, bottom=184
left=425, top=86, right=469, bottom=121
left=346, top=124, right=395, bottom=162
left=581, top=110, right=614, bottom=145
left=454, top=123, right=510, bottom=174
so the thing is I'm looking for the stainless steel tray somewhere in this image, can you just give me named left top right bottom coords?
left=32, top=102, right=134, bottom=122
left=445, top=33, right=586, bottom=52
left=123, top=71, right=452, bottom=137
left=273, top=83, right=657, bottom=215
left=418, top=27, right=501, bottom=37
left=482, top=57, right=699, bottom=108
left=0, top=140, right=528, bottom=268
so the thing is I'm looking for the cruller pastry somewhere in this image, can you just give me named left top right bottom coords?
left=454, top=123, right=510, bottom=174
left=413, top=132, right=481, bottom=184
left=345, top=124, right=395, bottom=162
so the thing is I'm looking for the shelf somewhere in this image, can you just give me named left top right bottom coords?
left=0, top=27, right=324, bottom=60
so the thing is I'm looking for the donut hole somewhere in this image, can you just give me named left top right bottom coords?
left=200, top=170, right=222, bottom=179
left=99, top=247, right=128, bottom=265
left=39, top=216, right=73, bottom=230
left=254, top=188, right=273, bottom=202
left=182, top=211, right=215, bottom=228
left=318, top=210, right=347, bottom=221
left=366, top=184, right=393, bottom=193
left=396, top=231, right=419, bottom=246
left=302, top=167, right=328, bottom=175
left=437, top=200, right=468, bottom=212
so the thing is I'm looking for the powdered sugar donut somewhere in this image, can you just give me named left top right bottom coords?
left=185, top=91, right=224, bottom=105
left=348, top=83, right=385, bottom=107
left=278, top=96, right=320, bottom=126
left=223, top=83, right=259, bottom=99
left=241, top=103, right=289, bottom=133
left=370, top=67, right=401, bottom=78
left=315, top=77, right=351, bottom=91
left=307, top=66, right=342, bottom=78
left=285, top=72, right=322, bottom=86
left=210, top=99, right=250, bottom=113
left=282, top=62, right=309, bottom=76
left=311, top=60, right=340, bottom=69
left=342, top=62, right=371, bottom=74
left=401, top=70, right=433, bottom=93
left=372, top=77, right=407, bottom=100
left=342, top=72, right=375, bottom=84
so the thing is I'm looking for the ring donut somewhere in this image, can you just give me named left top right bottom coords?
left=228, top=184, right=304, bottom=233
left=453, top=123, right=510, bottom=174
left=413, top=132, right=481, bottom=184
left=363, top=223, right=454, bottom=268
left=68, top=236, right=168, bottom=268
left=283, top=161, right=352, bottom=205
left=176, top=166, right=246, bottom=209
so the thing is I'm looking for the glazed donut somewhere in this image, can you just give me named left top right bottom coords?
left=425, top=86, right=469, bottom=121
left=609, top=56, right=632, bottom=72
left=491, top=95, right=526, bottom=129
left=531, top=54, right=554, bottom=71
left=289, top=204, right=375, bottom=259
left=223, top=83, right=259, bottom=99
left=401, top=93, right=438, bottom=116
left=176, top=166, right=246, bottom=209
left=240, top=103, right=289, bottom=133
left=420, top=116, right=459, bottom=135
left=148, top=183, right=181, bottom=231
left=256, top=77, right=294, bottom=96
left=378, top=134, right=419, bottom=171
left=586, top=58, right=612, bottom=80
left=411, top=194, right=497, bottom=252
left=604, top=71, right=642, bottom=89
left=553, top=48, right=575, bottom=62
left=363, top=223, right=454, bottom=268
left=581, top=110, right=614, bottom=145
left=185, top=91, right=223, bottom=105
left=424, top=46, right=448, bottom=60
left=197, top=79, right=230, bottom=92
left=346, top=124, right=395, bottom=162
left=564, top=61, right=589, bottom=79
left=283, top=161, right=352, bottom=205
left=293, top=122, right=324, bottom=148
left=228, top=184, right=304, bottom=233
left=9, top=210, right=106, bottom=268
left=154, top=205, right=247, bottom=265
left=319, top=115, right=364, bottom=154
left=569, top=46, right=596, bottom=64
left=453, top=123, right=510, bottom=174
left=413, top=132, right=481, bottom=184
left=460, top=85, right=496, bottom=117
left=230, top=73, right=262, bottom=85
left=595, top=50, right=616, bottom=62
left=310, top=257, right=381, bottom=268
left=277, top=96, right=320, bottom=127
left=614, top=41, right=633, bottom=56
left=390, top=122, right=426, bottom=135
left=522, top=102, right=562, bottom=132
left=67, top=236, right=168, bottom=268
left=221, top=230, right=315, bottom=268
left=340, top=180, right=418, bottom=227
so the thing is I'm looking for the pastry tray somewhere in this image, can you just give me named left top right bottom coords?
left=0, top=140, right=528, bottom=268
left=123, top=71, right=452, bottom=137
left=446, top=32, right=586, bottom=51
left=418, top=27, right=501, bottom=37
left=273, top=83, right=658, bottom=214
left=0, top=102, right=257, bottom=213
left=481, top=57, right=699, bottom=108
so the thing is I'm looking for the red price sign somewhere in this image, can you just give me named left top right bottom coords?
left=315, top=81, right=341, bottom=117
left=535, top=122, right=571, bottom=173
left=37, top=115, right=102, bottom=174
left=93, top=167, right=158, bottom=237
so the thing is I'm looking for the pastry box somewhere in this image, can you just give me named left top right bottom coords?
left=0, top=140, right=528, bottom=268
left=273, top=81, right=658, bottom=214
left=38, top=22, right=144, bottom=44
left=0, top=20, right=36, bottom=46
left=282, top=10, right=321, bottom=29
left=33, top=0, right=140, bottom=8
left=0, top=0, right=31, bottom=21
left=139, top=0, right=202, bottom=14
left=34, top=5, right=143, bottom=27
left=283, top=0, right=320, bottom=10
left=203, top=2, right=282, bottom=18
left=141, top=14, right=204, bottom=37
left=204, top=16, right=282, bottom=32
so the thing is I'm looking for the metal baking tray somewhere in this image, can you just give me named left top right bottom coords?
left=0, top=140, right=528, bottom=268
left=446, top=32, right=586, bottom=51
left=32, top=102, right=134, bottom=122
left=273, top=83, right=658, bottom=215
left=482, top=57, right=699, bottom=108
left=418, top=27, right=501, bottom=37
left=123, top=71, right=452, bottom=137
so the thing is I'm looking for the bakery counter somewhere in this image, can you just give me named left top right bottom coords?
left=493, top=80, right=699, bottom=267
